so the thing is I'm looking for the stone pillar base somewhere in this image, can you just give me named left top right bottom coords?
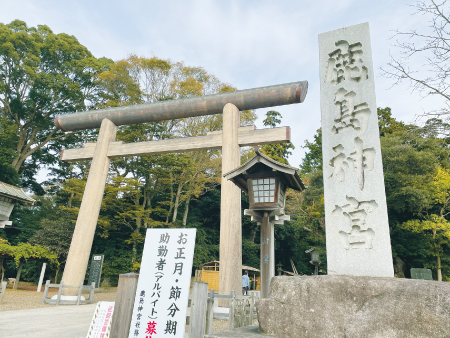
left=256, top=275, right=450, bottom=338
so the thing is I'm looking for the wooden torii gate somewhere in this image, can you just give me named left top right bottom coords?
left=56, top=81, right=308, bottom=298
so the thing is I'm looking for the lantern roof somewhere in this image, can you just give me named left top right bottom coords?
left=223, top=150, right=306, bottom=193
left=0, top=181, right=35, bottom=204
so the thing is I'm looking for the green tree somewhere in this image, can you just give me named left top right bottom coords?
left=381, top=123, right=450, bottom=278
left=400, top=166, right=450, bottom=280
left=0, top=20, right=111, bottom=191
left=28, top=217, right=75, bottom=283
left=299, top=128, right=322, bottom=176
left=260, top=111, right=294, bottom=165
left=262, top=110, right=282, bottom=127
left=0, top=116, right=19, bottom=184
left=96, top=59, right=142, bottom=107
left=100, top=175, right=160, bottom=263
left=0, top=241, right=58, bottom=267
left=378, top=107, right=405, bottom=136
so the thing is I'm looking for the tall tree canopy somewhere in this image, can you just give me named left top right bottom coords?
left=0, top=20, right=111, bottom=192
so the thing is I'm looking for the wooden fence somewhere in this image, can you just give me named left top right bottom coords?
left=188, top=282, right=259, bottom=338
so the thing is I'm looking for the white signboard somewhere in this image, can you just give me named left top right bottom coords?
left=128, top=228, right=197, bottom=338
left=86, top=301, right=115, bottom=338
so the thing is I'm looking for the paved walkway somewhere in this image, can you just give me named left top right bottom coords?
left=2, top=304, right=97, bottom=338
left=2, top=292, right=256, bottom=337
left=1, top=302, right=214, bottom=338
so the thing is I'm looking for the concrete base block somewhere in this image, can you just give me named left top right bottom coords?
left=51, top=295, right=86, bottom=301
left=256, top=275, right=450, bottom=338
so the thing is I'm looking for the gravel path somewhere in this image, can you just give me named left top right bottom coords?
left=0, top=285, right=117, bottom=312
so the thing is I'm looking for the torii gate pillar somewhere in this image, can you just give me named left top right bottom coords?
left=61, top=118, right=117, bottom=295
left=219, top=103, right=242, bottom=305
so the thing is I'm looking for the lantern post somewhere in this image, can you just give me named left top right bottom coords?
left=224, top=150, right=306, bottom=298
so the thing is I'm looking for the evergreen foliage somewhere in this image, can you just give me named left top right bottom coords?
left=0, top=20, right=111, bottom=193
left=0, top=242, right=58, bottom=266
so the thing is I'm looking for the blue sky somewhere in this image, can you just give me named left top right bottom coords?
left=2, top=0, right=443, bottom=169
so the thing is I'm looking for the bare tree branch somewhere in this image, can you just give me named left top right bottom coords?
left=382, top=1, right=450, bottom=135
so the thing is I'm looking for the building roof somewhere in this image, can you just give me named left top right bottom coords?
left=200, top=261, right=260, bottom=272
left=223, top=150, right=306, bottom=193
left=0, top=181, right=35, bottom=204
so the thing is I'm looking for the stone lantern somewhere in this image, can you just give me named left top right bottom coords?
left=224, top=150, right=306, bottom=298
left=0, top=181, right=35, bottom=228
left=305, top=247, right=320, bottom=275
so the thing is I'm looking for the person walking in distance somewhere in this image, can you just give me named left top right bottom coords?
left=242, top=270, right=250, bottom=295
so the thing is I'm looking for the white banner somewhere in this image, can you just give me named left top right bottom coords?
left=128, top=228, right=197, bottom=338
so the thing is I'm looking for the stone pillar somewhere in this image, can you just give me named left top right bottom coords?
left=61, top=118, right=117, bottom=295
left=319, top=23, right=394, bottom=277
left=219, top=103, right=242, bottom=305
left=37, top=263, right=46, bottom=292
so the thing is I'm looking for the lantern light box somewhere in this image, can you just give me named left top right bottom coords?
left=224, top=150, right=305, bottom=211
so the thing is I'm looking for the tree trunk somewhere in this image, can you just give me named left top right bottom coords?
left=166, top=194, right=174, bottom=224
left=182, top=195, right=191, bottom=227
left=166, top=174, right=174, bottom=223
left=68, top=193, right=74, bottom=208
left=132, top=239, right=137, bottom=264
left=12, top=127, right=57, bottom=173
left=54, top=266, right=60, bottom=284
left=172, top=183, right=184, bottom=223
left=132, top=211, right=141, bottom=264
left=431, top=228, right=442, bottom=281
